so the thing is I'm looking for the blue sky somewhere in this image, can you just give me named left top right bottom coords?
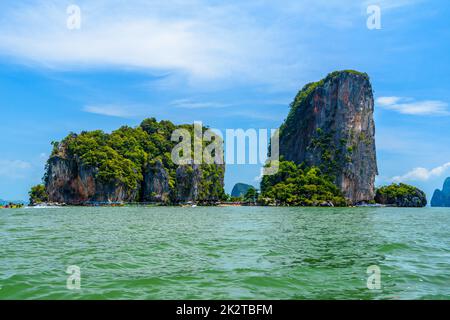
left=0, top=0, right=449, bottom=202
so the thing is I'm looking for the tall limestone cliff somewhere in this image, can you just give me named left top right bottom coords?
left=279, top=70, right=378, bottom=204
left=44, top=118, right=225, bottom=205
left=431, top=177, right=450, bottom=207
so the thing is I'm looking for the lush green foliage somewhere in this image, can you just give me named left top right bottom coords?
left=50, top=118, right=224, bottom=202
left=243, top=187, right=258, bottom=203
left=375, top=183, right=426, bottom=203
left=29, top=184, right=48, bottom=205
left=260, top=160, right=347, bottom=206
left=375, top=183, right=427, bottom=207
left=198, top=164, right=226, bottom=201
left=376, top=183, right=420, bottom=199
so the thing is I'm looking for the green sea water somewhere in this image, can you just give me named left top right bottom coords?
left=0, top=206, right=449, bottom=299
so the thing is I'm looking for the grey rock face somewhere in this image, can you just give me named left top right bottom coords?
left=176, top=164, right=202, bottom=202
left=143, top=160, right=170, bottom=202
left=43, top=120, right=225, bottom=205
left=279, top=71, right=378, bottom=204
left=175, top=163, right=225, bottom=203
left=46, top=153, right=224, bottom=205
left=46, top=156, right=136, bottom=204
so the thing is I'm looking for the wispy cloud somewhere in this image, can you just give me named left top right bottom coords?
left=376, top=96, right=449, bottom=115
left=83, top=105, right=140, bottom=118
left=171, top=99, right=230, bottom=109
left=0, top=0, right=421, bottom=90
left=0, top=160, right=32, bottom=179
left=362, top=0, right=421, bottom=10
left=0, top=0, right=283, bottom=82
left=392, top=162, right=450, bottom=182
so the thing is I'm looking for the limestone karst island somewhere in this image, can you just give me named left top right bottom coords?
left=28, top=71, right=426, bottom=208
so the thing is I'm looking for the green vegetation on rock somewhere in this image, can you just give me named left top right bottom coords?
left=29, top=184, right=48, bottom=205
left=260, top=160, right=347, bottom=206
left=375, top=183, right=427, bottom=207
left=243, top=187, right=258, bottom=203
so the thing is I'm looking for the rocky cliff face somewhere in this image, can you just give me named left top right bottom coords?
left=431, top=177, right=450, bottom=207
left=46, top=154, right=138, bottom=204
left=279, top=71, right=378, bottom=204
left=46, top=149, right=224, bottom=205
left=142, top=160, right=170, bottom=203
left=175, top=163, right=225, bottom=203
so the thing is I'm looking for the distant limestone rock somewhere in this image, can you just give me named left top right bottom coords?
left=431, top=177, right=450, bottom=207
left=279, top=70, right=378, bottom=204
left=375, top=183, right=427, bottom=207
left=231, top=183, right=254, bottom=198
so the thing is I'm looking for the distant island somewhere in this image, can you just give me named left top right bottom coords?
left=29, top=70, right=427, bottom=207
left=431, top=177, right=450, bottom=207
left=375, top=183, right=427, bottom=207
left=231, top=183, right=255, bottom=198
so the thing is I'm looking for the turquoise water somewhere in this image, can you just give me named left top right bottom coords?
left=0, top=206, right=449, bottom=299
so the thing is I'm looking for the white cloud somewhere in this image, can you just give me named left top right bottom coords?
left=0, top=160, right=32, bottom=178
left=0, top=0, right=420, bottom=89
left=376, top=96, right=449, bottom=115
left=0, top=0, right=281, bottom=82
left=392, top=162, right=450, bottom=182
left=376, top=96, right=402, bottom=106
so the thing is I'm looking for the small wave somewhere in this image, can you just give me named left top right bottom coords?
left=378, top=242, right=411, bottom=252
left=25, top=206, right=63, bottom=209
